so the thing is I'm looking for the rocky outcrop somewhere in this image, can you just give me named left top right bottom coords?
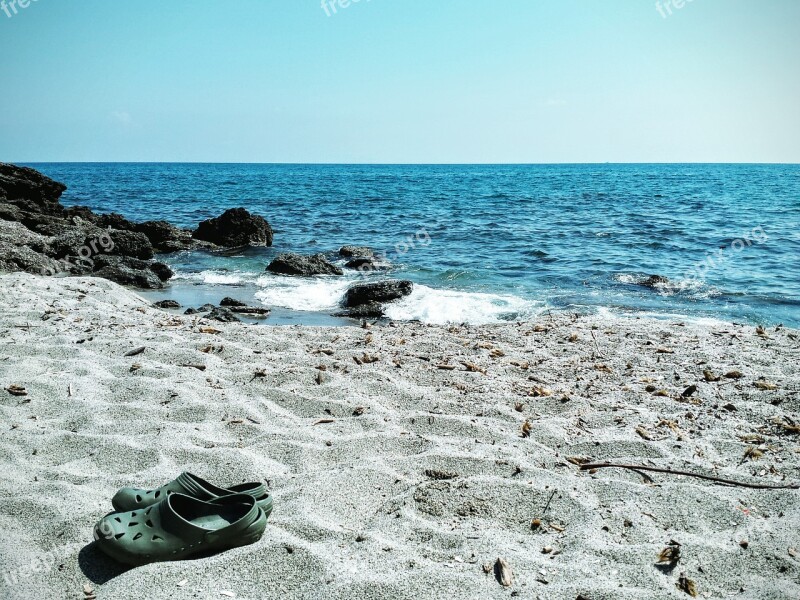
left=193, top=208, right=273, bottom=248
left=266, top=253, right=343, bottom=276
left=343, top=280, right=413, bottom=307
left=0, top=163, right=281, bottom=290
left=0, top=163, right=67, bottom=212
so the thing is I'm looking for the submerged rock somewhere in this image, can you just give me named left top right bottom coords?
left=135, top=220, right=196, bottom=253
left=344, top=256, right=388, bottom=272
left=192, top=208, right=273, bottom=247
left=220, top=297, right=247, bottom=307
left=641, top=275, right=669, bottom=288
left=266, top=253, right=343, bottom=276
left=344, top=280, right=413, bottom=307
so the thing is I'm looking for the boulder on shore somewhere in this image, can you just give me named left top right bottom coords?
left=335, top=302, right=385, bottom=319
left=193, top=208, right=273, bottom=247
left=266, top=253, right=343, bottom=277
left=344, top=280, right=413, bottom=307
left=153, top=300, right=181, bottom=309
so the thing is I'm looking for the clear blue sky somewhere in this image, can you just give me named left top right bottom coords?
left=0, top=0, right=798, bottom=163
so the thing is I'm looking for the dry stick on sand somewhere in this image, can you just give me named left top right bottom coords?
left=580, top=462, right=800, bottom=490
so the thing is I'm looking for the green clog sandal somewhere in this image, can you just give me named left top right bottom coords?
left=112, top=472, right=272, bottom=516
left=95, top=493, right=267, bottom=566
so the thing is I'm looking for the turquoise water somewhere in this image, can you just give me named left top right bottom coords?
left=30, top=163, right=800, bottom=327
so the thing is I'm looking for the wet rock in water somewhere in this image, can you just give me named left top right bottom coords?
left=266, top=253, right=343, bottom=277
left=153, top=300, right=181, bottom=309
left=148, top=261, right=174, bottom=282
left=339, top=246, right=374, bottom=258
left=135, top=220, right=196, bottom=253
left=229, top=306, right=271, bottom=317
left=220, top=297, right=247, bottom=307
left=335, top=302, right=385, bottom=319
left=192, top=208, right=273, bottom=247
left=204, top=306, right=241, bottom=323
left=344, top=280, right=413, bottom=307
left=184, top=304, right=216, bottom=315
left=641, top=275, right=669, bottom=288
left=344, top=257, right=388, bottom=271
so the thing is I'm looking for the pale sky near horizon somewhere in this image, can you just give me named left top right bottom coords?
left=0, top=0, right=798, bottom=163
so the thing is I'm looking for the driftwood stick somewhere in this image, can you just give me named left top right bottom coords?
left=580, top=462, right=799, bottom=490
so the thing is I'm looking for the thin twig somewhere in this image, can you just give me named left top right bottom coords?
left=580, top=462, right=799, bottom=490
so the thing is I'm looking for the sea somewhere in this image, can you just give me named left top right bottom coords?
left=27, top=163, right=800, bottom=327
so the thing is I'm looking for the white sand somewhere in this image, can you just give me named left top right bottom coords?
left=0, top=272, right=798, bottom=599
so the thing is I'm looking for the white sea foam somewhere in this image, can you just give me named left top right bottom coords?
left=253, top=276, right=354, bottom=312
left=172, top=270, right=251, bottom=285
left=383, top=285, right=539, bottom=325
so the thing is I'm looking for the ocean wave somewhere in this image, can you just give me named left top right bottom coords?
left=253, top=275, right=354, bottom=312
left=614, top=273, right=719, bottom=298
left=383, top=285, right=540, bottom=325
left=171, top=270, right=252, bottom=285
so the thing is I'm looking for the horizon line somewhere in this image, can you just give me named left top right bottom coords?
left=11, top=161, right=800, bottom=166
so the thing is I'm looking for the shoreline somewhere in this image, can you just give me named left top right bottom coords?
left=1, top=273, right=798, bottom=599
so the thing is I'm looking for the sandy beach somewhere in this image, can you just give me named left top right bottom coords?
left=0, top=272, right=797, bottom=599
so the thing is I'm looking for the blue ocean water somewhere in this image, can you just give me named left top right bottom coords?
left=29, top=163, right=800, bottom=327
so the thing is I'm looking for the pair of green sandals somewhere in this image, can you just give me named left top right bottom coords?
left=94, top=472, right=272, bottom=566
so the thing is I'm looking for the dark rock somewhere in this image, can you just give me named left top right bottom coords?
left=0, top=163, right=67, bottom=210
left=229, top=306, right=271, bottom=317
left=345, top=257, right=387, bottom=271
left=184, top=307, right=199, bottom=315
left=266, top=253, right=343, bottom=277
left=344, top=280, right=413, bottom=307
left=641, top=275, right=669, bottom=288
left=90, top=255, right=172, bottom=287
left=339, top=246, right=373, bottom=258
left=106, top=229, right=154, bottom=260
left=153, top=300, right=181, bottom=309
left=93, top=212, right=138, bottom=232
left=149, top=261, right=174, bottom=282
left=135, top=220, right=195, bottom=253
left=220, top=297, right=247, bottom=307
left=204, top=307, right=241, bottom=323
left=192, top=208, right=273, bottom=247
left=0, top=223, right=61, bottom=274
left=93, top=264, right=164, bottom=289
left=199, top=303, right=216, bottom=311
left=334, top=302, right=385, bottom=319
left=92, top=254, right=149, bottom=272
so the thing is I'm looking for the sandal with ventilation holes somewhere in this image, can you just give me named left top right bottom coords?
left=95, top=493, right=267, bottom=566
left=111, top=472, right=272, bottom=516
